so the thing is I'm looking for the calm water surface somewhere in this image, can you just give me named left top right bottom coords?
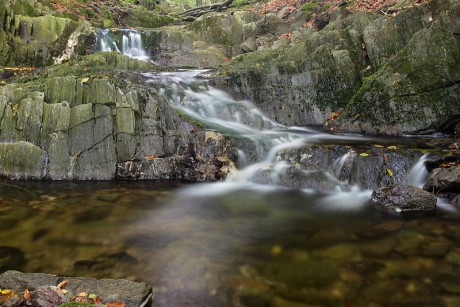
left=1, top=179, right=459, bottom=306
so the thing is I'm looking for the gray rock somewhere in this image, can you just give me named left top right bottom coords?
left=370, top=184, right=437, bottom=215
left=0, top=141, right=47, bottom=179
left=0, top=270, right=152, bottom=307
left=453, top=195, right=460, bottom=208
left=424, top=166, right=460, bottom=197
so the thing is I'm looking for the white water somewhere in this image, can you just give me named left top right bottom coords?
left=96, top=29, right=150, bottom=61
left=144, top=70, right=378, bottom=206
left=406, top=153, right=430, bottom=188
left=143, top=70, right=451, bottom=212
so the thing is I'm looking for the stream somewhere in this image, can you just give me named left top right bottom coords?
left=0, top=31, right=459, bottom=307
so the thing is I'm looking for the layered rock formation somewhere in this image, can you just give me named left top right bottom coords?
left=213, top=0, right=460, bottom=135
left=0, top=53, right=234, bottom=180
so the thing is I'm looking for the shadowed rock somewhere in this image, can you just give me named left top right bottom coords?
left=370, top=184, right=437, bottom=215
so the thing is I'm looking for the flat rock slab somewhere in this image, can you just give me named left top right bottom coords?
left=0, top=270, right=152, bottom=307
left=370, top=184, right=437, bottom=215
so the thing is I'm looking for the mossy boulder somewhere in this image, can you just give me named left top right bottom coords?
left=0, top=141, right=47, bottom=179
left=121, top=7, right=173, bottom=28
left=0, top=1, right=93, bottom=67
left=340, top=16, right=460, bottom=135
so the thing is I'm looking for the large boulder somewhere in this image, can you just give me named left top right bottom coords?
left=370, top=184, right=437, bottom=215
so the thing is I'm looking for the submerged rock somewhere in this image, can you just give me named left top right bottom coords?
left=370, top=184, right=437, bottom=215
left=0, top=247, right=26, bottom=272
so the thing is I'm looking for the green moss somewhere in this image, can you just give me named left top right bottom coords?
left=174, top=109, right=206, bottom=128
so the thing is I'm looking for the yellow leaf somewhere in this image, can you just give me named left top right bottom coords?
left=81, top=77, right=90, bottom=83
left=387, top=168, right=393, bottom=176
left=359, top=153, right=369, bottom=157
left=78, top=292, right=88, bottom=297
left=373, top=144, right=384, bottom=148
left=387, top=146, right=397, bottom=150
left=270, top=245, right=282, bottom=256
left=1, top=289, right=12, bottom=295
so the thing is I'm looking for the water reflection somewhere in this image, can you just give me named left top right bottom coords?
left=1, top=181, right=459, bottom=306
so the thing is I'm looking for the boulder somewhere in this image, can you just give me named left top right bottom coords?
left=370, top=184, right=437, bottom=215
left=0, top=270, right=152, bottom=307
left=453, top=195, right=460, bottom=208
left=424, top=166, right=460, bottom=197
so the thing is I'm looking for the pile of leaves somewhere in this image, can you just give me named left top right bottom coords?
left=0, top=67, right=38, bottom=85
left=0, top=281, right=127, bottom=307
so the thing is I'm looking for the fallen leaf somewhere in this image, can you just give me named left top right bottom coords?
left=57, top=280, right=69, bottom=289
left=387, top=146, right=397, bottom=150
left=106, top=301, right=126, bottom=307
left=359, top=153, right=369, bottom=157
left=373, top=144, right=384, bottom=148
left=144, top=155, right=158, bottom=160
left=24, top=289, right=30, bottom=300
left=81, top=77, right=90, bottom=83
left=78, top=292, right=88, bottom=297
left=93, top=295, right=104, bottom=304
left=0, top=289, right=12, bottom=295
left=387, top=168, right=393, bottom=176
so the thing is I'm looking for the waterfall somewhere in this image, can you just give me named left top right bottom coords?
left=145, top=70, right=374, bottom=196
left=406, top=153, right=430, bottom=188
left=95, top=28, right=150, bottom=61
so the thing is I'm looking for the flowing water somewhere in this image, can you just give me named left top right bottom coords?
left=96, top=29, right=150, bottom=61
left=1, top=69, right=459, bottom=306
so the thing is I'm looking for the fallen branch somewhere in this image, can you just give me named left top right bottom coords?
left=179, top=0, right=234, bottom=17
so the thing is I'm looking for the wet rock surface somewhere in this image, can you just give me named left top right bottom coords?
left=0, top=270, right=152, bottom=307
left=424, top=165, right=460, bottom=197
left=370, top=184, right=437, bottom=215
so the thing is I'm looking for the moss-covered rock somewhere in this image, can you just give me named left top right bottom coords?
left=0, top=141, right=47, bottom=179
left=0, top=53, right=233, bottom=180
left=340, top=15, right=460, bottom=135
left=0, top=0, right=93, bottom=67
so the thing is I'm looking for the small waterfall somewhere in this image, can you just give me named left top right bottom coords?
left=406, top=153, right=430, bottom=188
left=95, top=29, right=149, bottom=61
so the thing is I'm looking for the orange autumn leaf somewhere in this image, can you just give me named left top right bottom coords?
left=57, top=280, right=69, bottom=289
left=24, top=289, right=30, bottom=300
left=144, top=155, right=158, bottom=160
left=106, top=301, right=126, bottom=307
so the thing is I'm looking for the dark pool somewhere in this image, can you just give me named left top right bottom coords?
left=1, top=179, right=459, bottom=306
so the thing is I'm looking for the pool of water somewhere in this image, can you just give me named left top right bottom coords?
left=1, top=179, right=459, bottom=306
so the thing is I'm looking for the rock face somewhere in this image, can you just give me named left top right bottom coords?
left=216, top=0, right=460, bottom=135
left=0, top=53, right=234, bottom=181
left=0, top=0, right=93, bottom=66
left=0, top=270, right=152, bottom=307
left=424, top=165, right=460, bottom=197
left=370, top=184, right=437, bottom=215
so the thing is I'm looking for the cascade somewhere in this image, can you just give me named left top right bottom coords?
left=145, top=70, right=377, bottom=203
left=95, top=28, right=150, bottom=61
